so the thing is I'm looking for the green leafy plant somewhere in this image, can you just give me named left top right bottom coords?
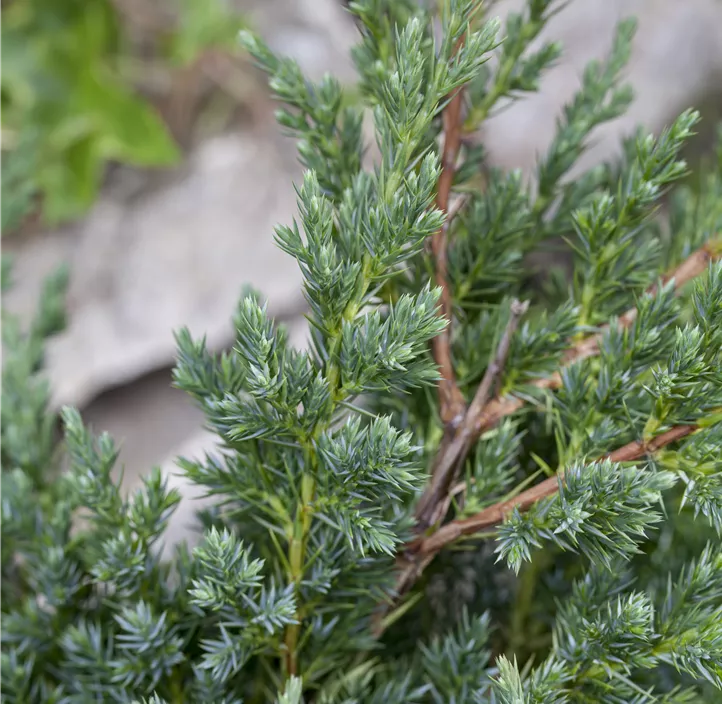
left=0, top=0, right=246, bottom=230
left=2, top=1, right=722, bottom=701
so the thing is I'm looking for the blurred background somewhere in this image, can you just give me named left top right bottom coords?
left=3, top=0, right=722, bottom=546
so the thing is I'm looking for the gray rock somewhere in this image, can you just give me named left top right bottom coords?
left=483, top=0, right=722, bottom=175
left=5, top=129, right=306, bottom=410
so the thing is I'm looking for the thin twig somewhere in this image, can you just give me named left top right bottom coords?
left=475, top=238, right=721, bottom=436
left=431, top=64, right=468, bottom=428
left=415, top=299, right=529, bottom=528
left=469, top=300, right=530, bottom=420
left=382, top=423, right=699, bottom=628
left=412, top=424, right=697, bottom=557
left=446, top=192, right=471, bottom=226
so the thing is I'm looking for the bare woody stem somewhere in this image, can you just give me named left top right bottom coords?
left=411, top=424, right=697, bottom=557
left=423, top=29, right=503, bottom=527
left=415, top=299, right=529, bottom=528
left=431, top=63, right=468, bottom=428
left=383, top=423, right=700, bottom=624
left=416, top=239, right=719, bottom=533
left=471, top=238, right=721, bottom=436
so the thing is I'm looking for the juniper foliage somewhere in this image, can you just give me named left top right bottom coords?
left=2, top=1, right=722, bottom=702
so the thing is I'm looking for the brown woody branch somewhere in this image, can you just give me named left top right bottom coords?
left=410, top=423, right=697, bottom=557
left=384, top=423, right=699, bottom=620
left=431, top=65, right=468, bottom=428
left=385, top=237, right=720, bottom=610
left=415, top=299, right=529, bottom=529
left=473, top=237, right=721, bottom=436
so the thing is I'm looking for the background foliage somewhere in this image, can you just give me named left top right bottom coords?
left=0, top=0, right=246, bottom=231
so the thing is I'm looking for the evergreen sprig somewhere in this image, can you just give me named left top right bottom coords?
left=3, top=0, right=722, bottom=701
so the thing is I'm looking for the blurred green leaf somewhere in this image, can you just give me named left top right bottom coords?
left=36, top=136, right=103, bottom=224
left=1, top=136, right=38, bottom=232
left=78, top=67, right=179, bottom=165
left=168, top=0, right=248, bottom=65
left=0, top=0, right=247, bottom=228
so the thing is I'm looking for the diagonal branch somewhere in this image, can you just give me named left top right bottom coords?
left=411, top=423, right=697, bottom=557
left=385, top=237, right=720, bottom=611
left=472, top=238, right=721, bottom=436
left=468, top=300, right=531, bottom=423
left=415, top=299, right=529, bottom=529
left=385, top=423, right=700, bottom=623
